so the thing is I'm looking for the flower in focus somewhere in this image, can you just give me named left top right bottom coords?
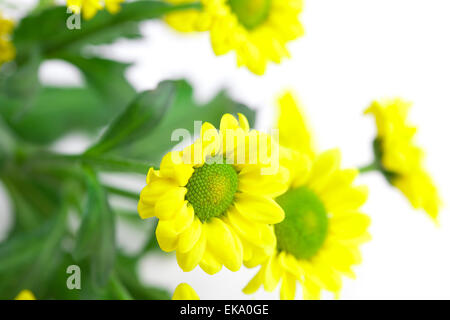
left=67, top=0, right=125, bottom=20
left=15, top=290, right=36, bottom=300
left=244, top=92, right=371, bottom=299
left=0, top=12, right=15, bottom=67
left=164, top=0, right=305, bottom=75
left=365, top=98, right=441, bottom=220
left=172, top=283, right=200, bottom=300
left=138, top=113, right=288, bottom=275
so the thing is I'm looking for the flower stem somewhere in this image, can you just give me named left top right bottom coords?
left=31, top=152, right=152, bottom=175
left=104, top=185, right=141, bottom=201
left=109, top=274, right=133, bottom=300
left=358, top=162, right=379, bottom=174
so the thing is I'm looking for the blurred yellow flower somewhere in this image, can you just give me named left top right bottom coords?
left=165, top=0, right=305, bottom=75
left=244, top=92, right=370, bottom=300
left=67, top=0, right=124, bottom=20
left=365, top=98, right=441, bottom=220
left=15, top=290, right=36, bottom=300
left=138, top=114, right=288, bottom=275
left=172, top=283, right=200, bottom=300
left=0, top=13, right=15, bottom=67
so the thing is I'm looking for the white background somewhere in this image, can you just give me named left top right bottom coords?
left=1, top=0, right=450, bottom=299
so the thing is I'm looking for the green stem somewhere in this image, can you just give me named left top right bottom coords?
left=358, top=162, right=379, bottom=174
left=31, top=152, right=152, bottom=175
left=109, top=273, right=133, bottom=300
left=104, top=185, right=140, bottom=201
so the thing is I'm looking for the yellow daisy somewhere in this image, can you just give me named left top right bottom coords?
left=138, top=113, right=288, bottom=275
left=15, top=290, right=36, bottom=300
left=364, top=98, right=441, bottom=220
left=67, top=0, right=125, bottom=20
left=243, top=92, right=371, bottom=300
left=0, top=12, right=15, bottom=67
left=164, top=0, right=305, bottom=75
left=172, top=283, right=200, bottom=300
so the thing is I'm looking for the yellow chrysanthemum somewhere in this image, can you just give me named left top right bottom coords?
left=0, top=13, right=15, bottom=67
left=15, top=290, right=36, bottom=300
left=365, top=98, right=441, bottom=220
left=164, top=0, right=305, bottom=75
left=67, top=0, right=125, bottom=20
left=243, top=92, right=370, bottom=300
left=172, top=283, right=200, bottom=300
left=138, top=113, right=288, bottom=275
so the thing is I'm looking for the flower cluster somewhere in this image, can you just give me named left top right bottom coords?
left=164, top=0, right=304, bottom=75
left=67, top=0, right=125, bottom=19
left=0, top=12, right=15, bottom=67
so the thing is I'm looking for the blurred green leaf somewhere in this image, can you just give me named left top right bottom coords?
left=74, top=167, right=116, bottom=288
left=86, top=81, right=175, bottom=155
left=59, top=54, right=136, bottom=111
left=114, top=79, right=257, bottom=162
left=0, top=207, right=67, bottom=299
left=115, top=253, right=171, bottom=300
left=13, top=1, right=200, bottom=59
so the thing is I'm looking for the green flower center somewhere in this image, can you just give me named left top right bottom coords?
left=228, top=0, right=272, bottom=30
left=186, top=162, right=238, bottom=222
left=274, top=186, right=328, bottom=260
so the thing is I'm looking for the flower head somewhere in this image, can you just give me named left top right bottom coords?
left=15, top=290, right=36, bottom=300
left=67, top=0, right=125, bottom=20
left=138, top=113, right=288, bottom=275
left=172, top=283, right=200, bottom=300
left=244, top=92, right=370, bottom=299
left=165, top=0, right=305, bottom=75
left=0, top=12, right=15, bottom=67
left=365, top=98, right=441, bottom=220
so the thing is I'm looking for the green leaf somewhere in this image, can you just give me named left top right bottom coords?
left=13, top=1, right=201, bottom=58
left=0, top=208, right=67, bottom=299
left=74, top=167, right=116, bottom=288
left=0, top=86, right=108, bottom=144
left=86, top=81, right=175, bottom=155
left=59, top=54, right=136, bottom=111
left=114, top=79, right=257, bottom=162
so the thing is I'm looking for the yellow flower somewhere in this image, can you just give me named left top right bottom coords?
left=243, top=92, right=370, bottom=300
left=172, top=283, right=200, bottom=300
left=138, top=113, right=288, bottom=275
left=0, top=12, right=15, bottom=67
left=15, top=290, right=36, bottom=300
left=365, top=98, right=441, bottom=220
left=67, top=0, right=125, bottom=20
left=164, top=0, right=305, bottom=75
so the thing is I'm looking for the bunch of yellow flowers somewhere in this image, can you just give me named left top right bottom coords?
left=0, top=12, right=15, bottom=67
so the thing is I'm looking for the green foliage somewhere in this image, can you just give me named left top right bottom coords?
left=74, top=167, right=116, bottom=288
left=0, top=0, right=253, bottom=300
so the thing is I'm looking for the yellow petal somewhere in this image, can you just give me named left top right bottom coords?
left=238, top=166, right=288, bottom=197
left=155, top=220, right=179, bottom=252
left=243, top=268, right=264, bottom=295
left=238, top=113, right=250, bottom=132
left=280, top=273, right=296, bottom=300
left=276, top=91, right=314, bottom=157
left=234, top=193, right=285, bottom=224
left=172, top=283, right=200, bottom=300
left=199, top=249, right=223, bottom=275
left=176, top=228, right=207, bottom=272
left=220, top=113, right=240, bottom=132
left=205, top=218, right=243, bottom=272
left=308, top=149, right=341, bottom=193
left=137, top=200, right=155, bottom=219
left=178, top=217, right=203, bottom=253
left=154, top=187, right=187, bottom=220
left=160, top=151, right=194, bottom=186
left=15, top=290, right=36, bottom=300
